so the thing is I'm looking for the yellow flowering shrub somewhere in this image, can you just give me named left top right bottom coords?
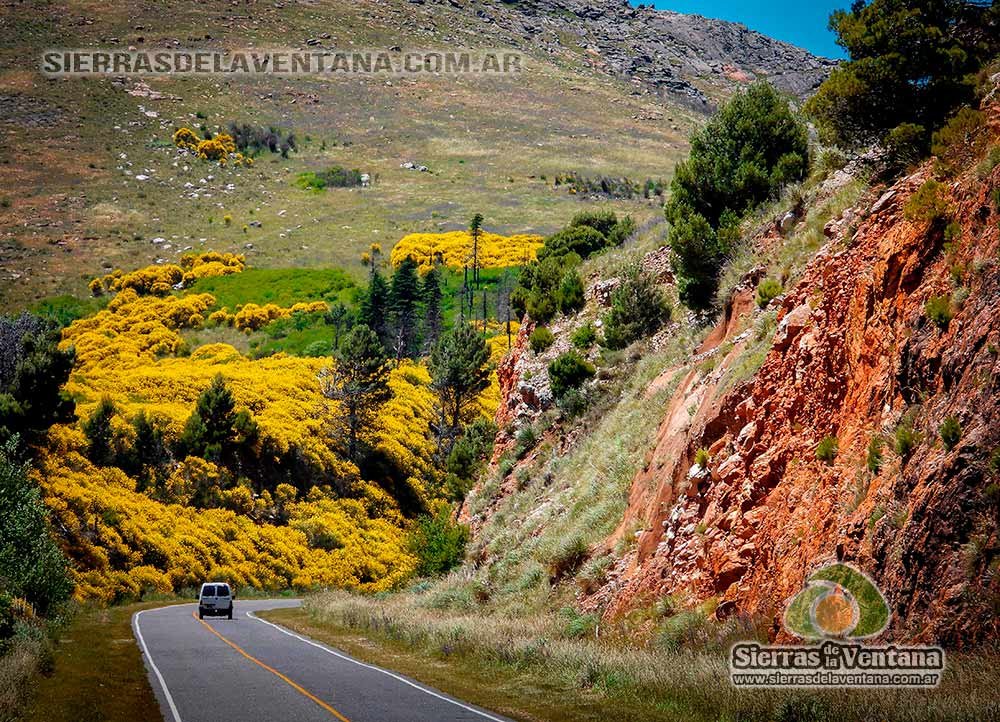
left=43, top=260, right=444, bottom=599
left=180, top=251, right=245, bottom=283
left=391, top=231, right=544, bottom=272
left=231, top=301, right=328, bottom=331
left=36, top=446, right=415, bottom=602
left=172, top=127, right=200, bottom=151
left=173, top=128, right=251, bottom=167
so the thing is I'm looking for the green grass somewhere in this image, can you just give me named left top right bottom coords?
left=263, top=593, right=1000, bottom=722
left=29, top=294, right=108, bottom=327
left=187, top=267, right=356, bottom=310
left=19, top=602, right=171, bottom=722
left=250, top=311, right=334, bottom=358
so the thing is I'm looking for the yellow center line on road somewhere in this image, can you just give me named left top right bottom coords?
left=192, top=611, right=351, bottom=722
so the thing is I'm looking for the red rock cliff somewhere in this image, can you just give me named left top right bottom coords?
left=590, top=117, right=1000, bottom=646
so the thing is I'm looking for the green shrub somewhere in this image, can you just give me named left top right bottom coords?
left=570, top=323, right=597, bottom=350
left=602, top=266, right=670, bottom=349
left=557, top=269, right=586, bottom=314
left=407, top=506, right=469, bottom=577
left=569, top=210, right=619, bottom=238
left=894, top=418, right=921, bottom=459
left=548, top=351, right=595, bottom=401
left=547, top=535, right=588, bottom=580
left=294, top=166, right=364, bottom=191
left=884, top=122, right=928, bottom=173
left=513, top=253, right=581, bottom=323
left=904, top=180, right=950, bottom=224
left=755, top=278, right=782, bottom=308
left=694, top=448, right=710, bottom=468
left=666, top=82, right=809, bottom=308
left=560, top=607, right=599, bottom=639
left=816, top=436, right=839, bottom=464
left=444, top=418, right=497, bottom=500
left=0, top=439, right=73, bottom=615
left=866, top=436, right=884, bottom=473
left=924, top=294, right=953, bottom=329
left=605, top=215, right=636, bottom=246
left=932, top=107, right=987, bottom=174
left=656, top=610, right=709, bottom=652
left=814, top=147, right=848, bottom=178
left=538, top=226, right=607, bottom=262
left=514, top=426, right=537, bottom=459
left=529, top=326, right=554, bottom=353
left=556, top=387, right=589, bottom=418
left=939, top=416, right=962, bottom=451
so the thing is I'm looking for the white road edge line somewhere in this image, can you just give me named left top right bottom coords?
left=247, top=611, right=507, bottom=722
left=133, top=608, right=183, bottom=722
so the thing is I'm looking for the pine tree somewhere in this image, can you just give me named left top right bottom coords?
left=129, top=411, right=170, bottom=491
left=429, top=324, right=492, bottom=451
left=422, top=267, right=444, bottom=352
left=321, top=326, right=392, bottom=464
left=0, top=313, right=75, bottom=447
left=390, top=256, right=422, bottom=360
left=469, top=213, right=484, bottom=287
left=325, top=302, right=353, bottom=350
left=358, top=271, right=391, bottom=349
left=178, top=374, right=256, bottom=470
left=82, top=395, right=117, bottom=467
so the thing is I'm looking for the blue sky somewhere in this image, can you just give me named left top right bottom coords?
left=647, top=1, right=848, bottom=59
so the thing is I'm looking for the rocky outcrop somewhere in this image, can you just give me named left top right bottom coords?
left=589, top=123, right=1000, bottom=645
left=483, top=0, right=835, bottom=106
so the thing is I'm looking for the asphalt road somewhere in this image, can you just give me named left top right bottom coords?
left=132, top=600, right=510, bottom=722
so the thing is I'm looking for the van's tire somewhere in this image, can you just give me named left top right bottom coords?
left=199, top=609, right=204, bottom=619
left=227, top=608, right=233, bottom=620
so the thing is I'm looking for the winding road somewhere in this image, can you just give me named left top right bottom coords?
left=132, top=600, right=510, bottom=722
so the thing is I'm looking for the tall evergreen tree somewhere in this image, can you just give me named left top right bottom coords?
left=429, top=325, right=492, bottom=451
left=321, top=326, right=392, bottom=464
left=358, top=271, right=391, bottom=349
left=128, top=411, right=170, bottom=491
left=469, top=213, right=484, bottom=287
left=325, top=302, right=353, bottom=350
left=804, top=0, right=1000, bottom=149
left=82, top=395, right=117, bottom=467
left=422, top=267, right=444, bottom=352
left=390, top=256, right=422, bottom=360
left=178, top=374, right=257, bottom=472
left=0, top=313, right=75, bottom=448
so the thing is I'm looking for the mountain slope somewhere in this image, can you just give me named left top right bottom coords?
left=465, top=97, right=1000, bottom=646
left=0, top=0, right=826, bottom=309
left=488, top=0, right=835, bottom=104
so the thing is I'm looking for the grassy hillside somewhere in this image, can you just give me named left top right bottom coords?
left=0, top=0, right=691, bottom=309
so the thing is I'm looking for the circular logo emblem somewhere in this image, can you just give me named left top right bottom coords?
left=784, top=563, right=889, bottom=639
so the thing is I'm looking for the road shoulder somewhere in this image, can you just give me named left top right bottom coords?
left=20, top=601, right=176, bottom=722
left=258, top=607, right=610, bottom=722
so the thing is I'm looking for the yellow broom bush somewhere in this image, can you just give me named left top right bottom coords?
left=390, top=231, right=543, bottom=272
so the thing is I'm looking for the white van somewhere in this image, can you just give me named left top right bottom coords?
left=198, top=582, right=234, bottom=619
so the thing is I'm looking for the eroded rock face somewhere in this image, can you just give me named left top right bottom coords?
left=591, top=119, right=1000, bottom=645
left=492, top=0, right=835, bottom=105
